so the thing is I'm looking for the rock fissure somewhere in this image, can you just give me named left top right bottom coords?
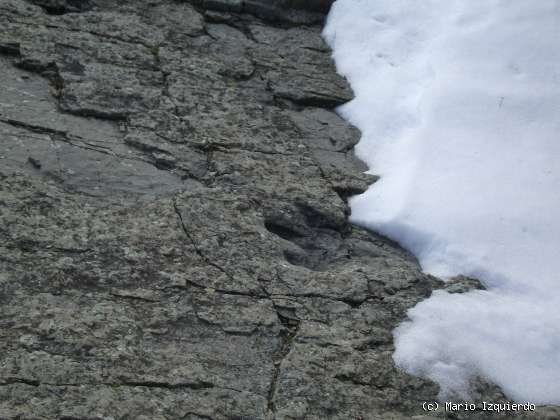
left=172, top=198, right=244, bottom=290
left=0, top=116, right=164, bottom=169
left=0, top=378, right=216, bottom=391
left=266, top=316, right=300, bottom=418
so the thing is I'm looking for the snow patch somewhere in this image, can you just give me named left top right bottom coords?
left=324, top=0, right=560, bottom=404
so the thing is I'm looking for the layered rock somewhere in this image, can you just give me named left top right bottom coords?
left=0, top=0, right=557, bottom=419
left=190, top=0, right=334, bottom=22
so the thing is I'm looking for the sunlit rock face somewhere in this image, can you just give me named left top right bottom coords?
left=1, top=0, right=558, bottom=418
left=0, top=0, right=436, bottom=418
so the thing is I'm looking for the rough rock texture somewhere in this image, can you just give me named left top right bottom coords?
left=0, top=1, right=558, bottom=419
left=191, top=0, right=334, bottom=23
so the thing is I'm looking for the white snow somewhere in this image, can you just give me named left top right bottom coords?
left=324, top=0, right=560, bottom=404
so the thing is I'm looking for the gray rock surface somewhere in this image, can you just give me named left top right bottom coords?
left=0, top=0, right=558, bottom=419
